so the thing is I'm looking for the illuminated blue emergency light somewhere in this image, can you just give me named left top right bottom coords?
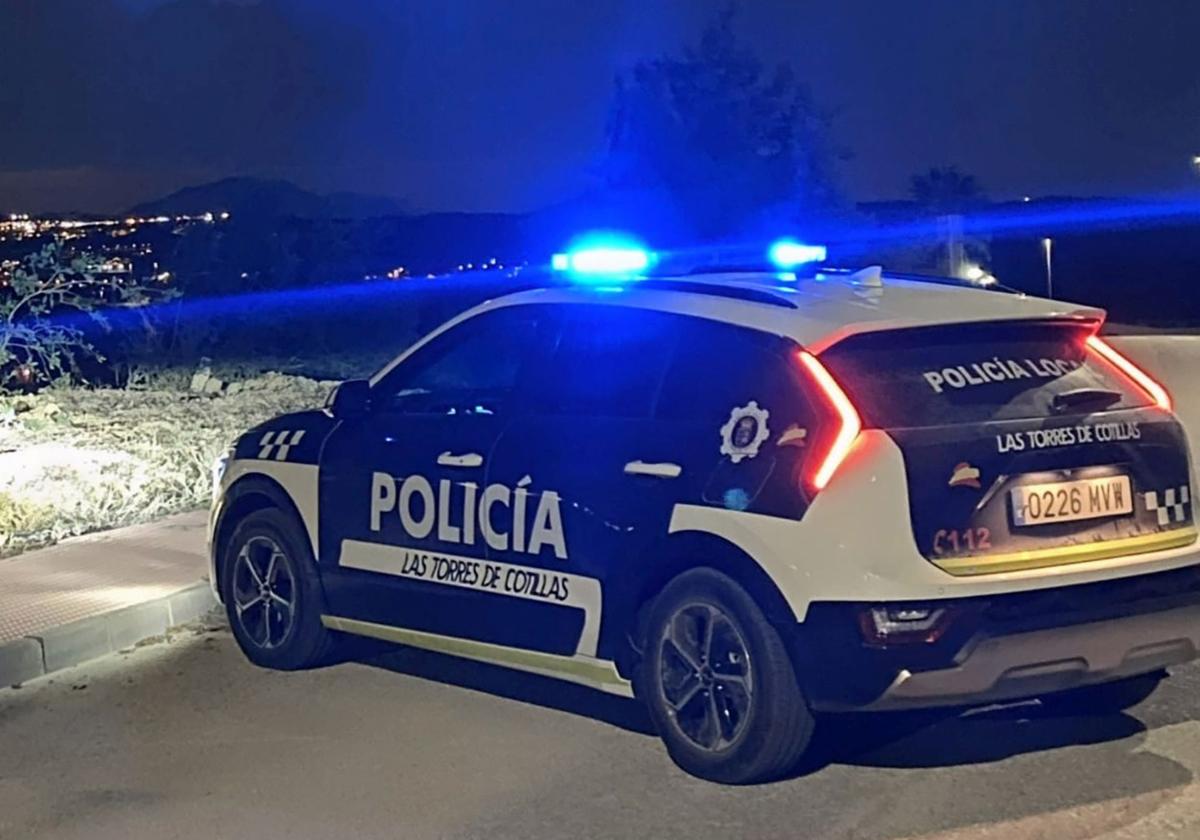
left=551, top=234, right=652, bottom=278
left=768, top=239, right=827, bottom=269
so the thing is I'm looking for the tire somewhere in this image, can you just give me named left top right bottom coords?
left=1040, top=670, right=1166, bottom=715
left=639, top=568, right=815, bottom=784
left=221, top=507, right=336, bottom=670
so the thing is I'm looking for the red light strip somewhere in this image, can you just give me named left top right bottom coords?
left=1085, top=335, right=1172, bottom=411
left=797, top=350, right=863, bottom=490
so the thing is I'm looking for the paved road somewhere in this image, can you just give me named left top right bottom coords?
left=5, top=619, right=1200, bottom=840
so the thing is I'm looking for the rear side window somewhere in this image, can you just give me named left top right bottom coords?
left=657, top=317, right=818, bottom=518
left=529, top=305, right=679, bottom=419
left=658, top=319, right=807, bottom=424
left=820, top=322, right=1152, bottom=429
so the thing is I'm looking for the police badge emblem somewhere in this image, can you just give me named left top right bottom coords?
left=719, top=401, right=771, bottom=463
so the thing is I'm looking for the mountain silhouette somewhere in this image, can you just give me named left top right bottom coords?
left=127, top=176, right=404, bottom=220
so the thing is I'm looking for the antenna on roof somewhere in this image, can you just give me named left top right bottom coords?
left=848, top=265, right=883, bottom=287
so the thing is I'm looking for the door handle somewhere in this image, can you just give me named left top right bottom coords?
left=437, top=451, right=484, bottom=468
left=624, top=460, right=682, bottom=479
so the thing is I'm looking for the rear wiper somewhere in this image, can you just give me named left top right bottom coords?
left=1051, top=388, right=1123, bottom=414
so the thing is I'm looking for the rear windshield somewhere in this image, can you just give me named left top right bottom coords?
left=819, top=322, right=1151, bottom=428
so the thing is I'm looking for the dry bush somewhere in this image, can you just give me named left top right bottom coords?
left=0, top=374, right=333, bottom=556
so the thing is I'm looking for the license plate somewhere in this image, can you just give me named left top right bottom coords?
left=1011, top=475, right=1133, bottom=526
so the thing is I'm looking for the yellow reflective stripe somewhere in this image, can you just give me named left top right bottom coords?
left=320, top=615, right=633, bottom=697
left=934, top=527, right=1198, bottom=576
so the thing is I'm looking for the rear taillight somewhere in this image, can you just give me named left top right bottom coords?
left=857, top=605, right=957, bottom=646
left=797, top=350, right=862, bottom=492
left=1085, top=335, right=1172, bottom=411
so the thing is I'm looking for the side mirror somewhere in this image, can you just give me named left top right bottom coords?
left=327, top=379, right=371, bottom=420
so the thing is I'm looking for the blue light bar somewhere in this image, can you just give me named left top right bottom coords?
left=552, top=234, right=652, bottom=278
left=768, top=239, right=827, bottom=269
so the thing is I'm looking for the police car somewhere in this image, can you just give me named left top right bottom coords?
left=209, top=237, right=1200, bottom=783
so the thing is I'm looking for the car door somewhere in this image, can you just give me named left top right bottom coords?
left=483, top=304, right=687, bottom=658
left=318, top=304, right=556, bottom=644
left=488, top=309, right=824, bottom=663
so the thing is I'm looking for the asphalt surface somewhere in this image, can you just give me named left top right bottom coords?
left=5, top=618, right=1200, bottom=840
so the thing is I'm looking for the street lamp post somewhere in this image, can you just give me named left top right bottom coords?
left=1041, top=237, right=1054, bottom=299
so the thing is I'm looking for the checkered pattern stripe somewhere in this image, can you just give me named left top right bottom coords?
left=257, top=429, right=306, bottom=461
left=1143, top=485, right=1191, bottom=526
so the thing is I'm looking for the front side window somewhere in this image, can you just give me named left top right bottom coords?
left=375, top=306, right=549, bottom=416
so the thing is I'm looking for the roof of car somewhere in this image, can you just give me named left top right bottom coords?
left=482, top=270, right=1106, bottom=353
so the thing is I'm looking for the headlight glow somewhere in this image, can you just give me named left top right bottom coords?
left=211, top=448, right=234, bottom=497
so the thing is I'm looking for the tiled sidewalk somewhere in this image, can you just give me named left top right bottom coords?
left=0, top=511, right=214, bottom=685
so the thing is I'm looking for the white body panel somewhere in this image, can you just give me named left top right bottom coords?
left=670, top=430, right=1200, bottom=618
left=207, top=458, right=320, bottom=600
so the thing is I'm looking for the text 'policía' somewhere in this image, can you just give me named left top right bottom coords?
left=369, top=472, right=568, bottom=560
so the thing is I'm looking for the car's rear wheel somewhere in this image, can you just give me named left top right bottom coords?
left=640, top=568, right=815, bottom=784
left=222, top=508, right=335, bottom=670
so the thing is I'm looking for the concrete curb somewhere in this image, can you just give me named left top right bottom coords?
left=0, top=581, right=217, bottom=688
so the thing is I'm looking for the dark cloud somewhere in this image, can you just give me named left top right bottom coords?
left=0, top=0, right=367, bottom=182
left=2, top=0, right=1199, bottom=214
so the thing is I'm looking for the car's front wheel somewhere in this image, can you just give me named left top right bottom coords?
left=221, top=508, right=335, bottom=670
left=640, top=568, right=815, bottom=784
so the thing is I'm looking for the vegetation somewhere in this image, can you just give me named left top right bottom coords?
left=0, top=370, right=335, bottom=556
left=909, top=165, right=986, bottom=213
left=0, top=241, right=169, bottom=390
left=604, top=5, right=841, bottom=240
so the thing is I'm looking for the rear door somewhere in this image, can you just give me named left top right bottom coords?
left=483, top=304, right=684, bottom=657
left=820, top=320, right=1195, bottom=575
left=486, top=307, right=825, bottom=662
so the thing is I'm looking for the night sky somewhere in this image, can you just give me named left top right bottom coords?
left=3, top=0, right=1199, bottom=214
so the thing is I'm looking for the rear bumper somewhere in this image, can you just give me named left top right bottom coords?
left=789, top=562, right=1200, bottom=711
left=860, top=603, right=1200, bottom=710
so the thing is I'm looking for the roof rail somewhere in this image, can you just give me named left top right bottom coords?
left=633, top=278, right=798, bottom=309
left=871, top=268, right=1018, bottom=294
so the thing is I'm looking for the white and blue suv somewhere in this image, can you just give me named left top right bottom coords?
left=210, top=240, right=1200, bottom=783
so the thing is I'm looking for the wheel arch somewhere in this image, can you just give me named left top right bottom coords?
left=614, top=529, right=798, bottom=680
left=212, top=474, right=311, bottom=594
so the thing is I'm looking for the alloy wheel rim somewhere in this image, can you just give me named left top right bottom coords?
left=232, top=535, right=297, bottom=650
left=657, top=602, right=754, bottom=752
